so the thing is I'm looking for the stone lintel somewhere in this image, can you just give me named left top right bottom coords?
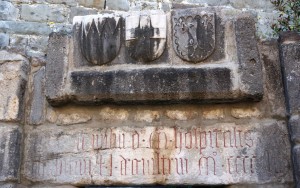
left=23, top=121, right=293, bottom=185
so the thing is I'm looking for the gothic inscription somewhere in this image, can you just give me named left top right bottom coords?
left=172, top=10, right=215, bottom=62
left=24, top=122, right=292, bottom=185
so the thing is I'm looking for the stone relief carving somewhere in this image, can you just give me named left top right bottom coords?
left=47, top=10, right=263, bottom=105
left=74, top=14, right=122, bottom=65
left=125, top=10, right=166, bottom=62
left=172, top=11, right=215, bottom=62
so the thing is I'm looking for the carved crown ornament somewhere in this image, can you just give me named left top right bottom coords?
left=46, top=8, right=263, bottom=105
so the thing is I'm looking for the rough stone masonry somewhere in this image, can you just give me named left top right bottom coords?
left=0, top=0, right=299, bottom=187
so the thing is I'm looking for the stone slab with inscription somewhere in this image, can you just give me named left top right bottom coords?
left=23, top=121, right=293, bottom=185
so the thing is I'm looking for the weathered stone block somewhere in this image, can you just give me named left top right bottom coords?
left=45, top=33, right=70, bottom=105
left=202, top=108, right=224, bottom=120
left=166, top=110, right=197, bottom=120
left=0, top=183, right=27, bottom=188
left=0, top=1, right=18, bottom=21
left=0, top=21, right=51, bottom=35
left=33, top=0, right=78, bottom=6
left=293, top=145, right=300, bottom=187
left=70, top=67, right=234, bottom=104
left=259, top=40, right=286, bottom=117
left=0, top=33, right=9, bottom=48
left=69, top=7, right=97, bottom=23
left=0, top=51, right=29, bottom=122
left=279, top=32, right=300, bottom=114
left=78, top=0, right=105, bottom=9
left=289, top=115, right=300, bottom=144
left=235, top=15, right=263, bottom=99
left=57, top=113, right=91, bottom=126
left=106, top=0, right=130, bottom=11
left=134, top=110, right=160, bottom=123
left=0, top=125, right=21, bottom=182
left=20, top=4, right=68, bottom=23
left=229, top=0, right=275, bottom=10
left=231, top=107, right=261, bottom=119
left=23, top=121, right=293, bottom=185
left=29, top=67, right=45, bottom=125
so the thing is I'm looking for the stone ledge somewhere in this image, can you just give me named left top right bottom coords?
left=69, top=67, right=235, bottom=104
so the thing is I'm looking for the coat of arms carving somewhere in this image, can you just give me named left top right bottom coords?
left=172, top=10, right=216, bottom=62
left=125, top=10, right=166, bottom=62
left=74, top=14, right=122, bottom=65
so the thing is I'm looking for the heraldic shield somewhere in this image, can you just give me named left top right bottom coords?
left=74, top=14, right=122, bottom=65
left=172, top=10, right=216, bottom=62
left=126, top=10, right=166, bottom=62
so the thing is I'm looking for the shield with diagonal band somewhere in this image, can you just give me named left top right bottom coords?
left=74, top=14, right=122, bottom=65
left=126, top=10, right=166, bottom=62
left=172, top=10, right=216, bottom=62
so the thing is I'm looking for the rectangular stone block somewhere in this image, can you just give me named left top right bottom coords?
left=29, top=67, right=45, bottom=125
left=45, top=33, right=70, bottom=105
left=235, top=16, right=263, bottom=99
left=0, top=51, right=29, bottom=122
left=279, top=32, right=300, bottom=114
left=69, top=7, right=97, bottom=23
left=0, top=1, right=19, bottom=21
left=78, top=0, right=105, bottom=9
left=20, top=4, right=68, bottom=23
left=0, top=21, right=51, bottom=35
left=0, top=125, right=21, bottom=182
left=23, top=121, right=293, bottom=185
left=70, top=67, right=234, bottom=104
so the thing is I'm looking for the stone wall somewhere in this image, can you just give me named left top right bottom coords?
left=0, top=0, right=297, bottom=187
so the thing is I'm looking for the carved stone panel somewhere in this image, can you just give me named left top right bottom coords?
left=46, top=9, right=264, bottom=105
left=23, top=121, right=293, bottom=185
left=74, top=14, right=122, bottom=65
left=172, top=10, right=215, bottom=62
left=126, top=10, right=166, bottom=62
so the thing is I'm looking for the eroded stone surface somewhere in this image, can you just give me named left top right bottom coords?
left=231, top=107, right=261, bottom=119
left=126, top=10, right=166, bottom=62
left=0, top=51, right=28, bottom=122
left=0, top=125, right=21, bottom=182
left=29, top=67, right=45, bottom=125
left=57, top=113, right=92, bottom=126
left=70, top=67, right=234, bottom=104
left=73, top=14, right=122, bottom=65
left=280, top=32, right=300, bottom=114
left=23, top=121, right=292, bottom=185
left=172, top=9, right=215, bottom=62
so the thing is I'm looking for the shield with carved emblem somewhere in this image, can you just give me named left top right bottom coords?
left=74, top=14, right=122, bottom=65
left=172, top=10, right=216, bottom=62
left=126, top=10, right=166, bottom=62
